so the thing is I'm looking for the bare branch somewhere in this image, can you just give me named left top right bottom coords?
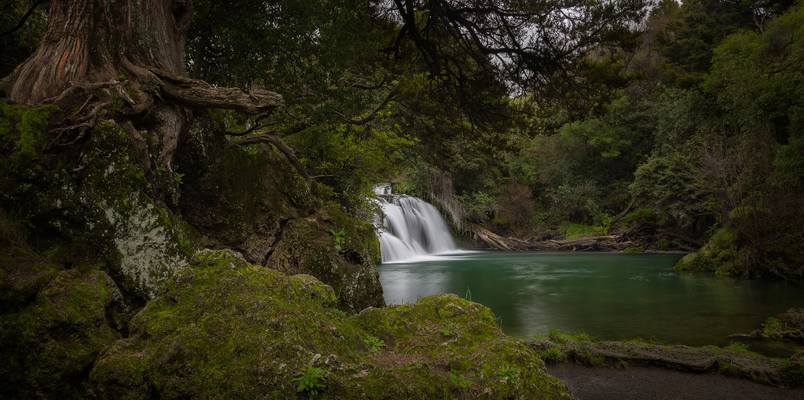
left=235, top=134, right=311, bottom=180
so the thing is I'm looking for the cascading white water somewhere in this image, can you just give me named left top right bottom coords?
left=374, top=185, right=459, bottom=263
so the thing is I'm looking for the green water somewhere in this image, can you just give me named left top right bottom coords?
left=379, top=252, right=804, bottom=346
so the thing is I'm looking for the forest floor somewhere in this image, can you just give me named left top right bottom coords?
left=549, top=363, right=804, bottom=400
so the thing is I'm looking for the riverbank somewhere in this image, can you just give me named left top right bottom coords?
left=549, top=364, right=804, bottom=400
left=530, top=330, right=804, bottom=399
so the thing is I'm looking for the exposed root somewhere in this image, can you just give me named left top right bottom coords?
left=122, top=60, right=283, bottom=115
left=50, top=99, right=112, bottom=147
left=40, top=80, right=122, bottom=105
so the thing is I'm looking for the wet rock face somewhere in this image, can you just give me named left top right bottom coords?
left=90, top=250, right=570, bottom=400
left=73, top=121, right=195, bottom=299
left=179, top=143, right=384, bottom=311
left=267, top=216, right=384, bottom=312
left=1, top=106, right=194, bottom=301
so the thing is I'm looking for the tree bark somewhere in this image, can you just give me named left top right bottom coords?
left=2, top=0, right=282, bottom=170
left=6, top=0, right=191, bottom=104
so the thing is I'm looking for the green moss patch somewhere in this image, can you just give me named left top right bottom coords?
left=675, top=228, right=746, bottom=276
left=0, top=264, right=124, bottom=399
left=91, top=249, right=570, bottom=399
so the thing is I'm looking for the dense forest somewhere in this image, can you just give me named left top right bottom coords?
left=1, top=0, right=803, bottom=399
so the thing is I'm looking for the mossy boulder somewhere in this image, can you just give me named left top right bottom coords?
left=1, top=106, right=195, bottom=300
left=267, top=206, right=383, bottom=312
left=180, top=141, right=384, bottom=311
left=90, top=249, right=570, bottom=399
left=73, top=120, right=195, bottom=299
left=0, top=254, right=125, bottom=399
left=675, top=227, right=746, bottom=276
left=760, top=308, right=804, bottom=343
left=178, top=142, right=310, bottom=263
left=0, top=245, right=60, bottom=313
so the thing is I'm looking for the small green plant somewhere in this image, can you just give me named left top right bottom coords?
left=449, top=372, right=472, bottom=390
left=363, top=335, right=385, bottom=353
left=464, top=287, right=472, bottom=301
left=762, top=317, right=784, bottom=338
left=548, top=329, right=594, bottom=343
left=538, top=345, right=567, bottom=364
left=623, top=246, right=644, bottom=254
left=173, top=172, right=185, bottom=186
left=440, top=327, right=453, bottom=337
left=329, top=228, right=347, bottom=251
left=724, top=341, right=752, bottom=354
left=294, top=367, right=327, bottom=397
left=496, top=364, right=520, bottom=384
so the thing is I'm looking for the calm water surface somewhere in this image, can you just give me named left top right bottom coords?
left=379, top=252, right=804, bottom=346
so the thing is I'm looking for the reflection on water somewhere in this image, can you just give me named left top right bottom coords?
left=379, top=252, right=804, bottom=346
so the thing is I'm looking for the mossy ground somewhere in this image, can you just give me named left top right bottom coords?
left=90, top=250, right=570, bottom=400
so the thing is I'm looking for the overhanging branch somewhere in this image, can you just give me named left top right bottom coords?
left=234, top=134, right=311, bottom=180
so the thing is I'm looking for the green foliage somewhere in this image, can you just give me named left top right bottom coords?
left=675, top=228, right=743, bottom=276
left=561, top=223, right=604, bottom=240
left=723, top=342, right=752, bottom=354
left=329, top=228, right=347, bottom=252
left=495, top=364, right=520, bottom=384
left=449, top=372, right=473, bottom=390
left=363, top=335, right=385, bottom=354
left=762, top=317, right=785, bottom=338
left=623, top=246, right=644, bottom=254
left=0, top=103, right=57, bottom=163
left=295, top=367, right=327, bottom=397
left=656, top=0, right=756, bottom=79
left=547, top=329, right=594, bottom=343
left=0, top=1, right=47, bottom=77
left=537, top=345, right=568, bottom=364
left=459, top=191, right=496, bottom=223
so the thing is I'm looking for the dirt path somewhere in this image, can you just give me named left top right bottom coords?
left=549, top=364, right=804, bottom=400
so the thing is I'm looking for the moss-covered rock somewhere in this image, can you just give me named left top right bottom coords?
left=267, top=206, right=383, bottom=312
left=760, top=308, right=804, bottom=343
left=675, top=227, right=746, bottom=276
left=1, top=105, right=195, bottom=300
left=180, top=142, right=384, bottom=311
left=90, top=249, right=570, bottom=399
left=178, top=142, right=308, bottom=263
left=0, top=245, right=60, bottom=313
left=76, top=120, right=195, bottom=299
left=0, top=257, right=125, bottom=399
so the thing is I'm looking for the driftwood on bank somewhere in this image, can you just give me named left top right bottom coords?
left=466, top=223, right=637, bottom=251
left=529, top=339, right=803, bottom=388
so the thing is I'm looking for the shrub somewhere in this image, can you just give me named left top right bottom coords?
left=363, top=335, right=385, bottom=354
left=295, top=367, right=327, bottom=397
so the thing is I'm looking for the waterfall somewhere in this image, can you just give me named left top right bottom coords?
left=374, top=185, right=460, bottom=263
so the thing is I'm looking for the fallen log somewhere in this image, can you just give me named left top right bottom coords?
left=465, top=224, right=635, bottom=251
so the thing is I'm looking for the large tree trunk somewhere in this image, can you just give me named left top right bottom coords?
left=6, top=0, right=190, bottom=104
left=1, top=0, right=281, bottom=170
